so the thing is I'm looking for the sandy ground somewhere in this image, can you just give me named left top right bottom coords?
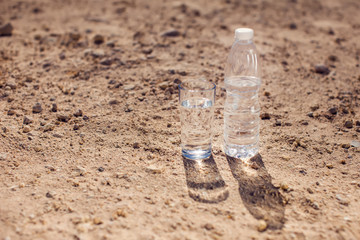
left=0, top=0, right=360, bottom=239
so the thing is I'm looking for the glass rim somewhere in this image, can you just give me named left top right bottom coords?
left=178, top=79, right=216, bottom=92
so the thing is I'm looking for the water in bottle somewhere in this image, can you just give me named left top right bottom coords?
left=224, top=28, right=261, bottom=159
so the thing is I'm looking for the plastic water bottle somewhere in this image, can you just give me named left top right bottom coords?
left=224, top=28, right=261, bottom=159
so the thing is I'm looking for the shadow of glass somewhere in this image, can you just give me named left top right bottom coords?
left=182, top=154, right=229, bottom=203
left=226, top=153, right=286, bottom=229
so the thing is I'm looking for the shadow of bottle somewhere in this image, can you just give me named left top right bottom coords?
left=182, top=154, right=229, bottom=203
left=226, top=153, right=286, bottom=229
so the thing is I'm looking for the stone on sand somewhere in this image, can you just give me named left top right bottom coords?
left=0, top=23, right=13, bottom=36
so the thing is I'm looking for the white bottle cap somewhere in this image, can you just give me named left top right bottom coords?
left=235, top=28, right=254, bottom=41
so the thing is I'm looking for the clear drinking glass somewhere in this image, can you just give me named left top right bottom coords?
left=179, top=79, right=216, bottom=160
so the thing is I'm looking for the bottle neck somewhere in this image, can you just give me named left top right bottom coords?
left=234, top=38, right=253, bottom=44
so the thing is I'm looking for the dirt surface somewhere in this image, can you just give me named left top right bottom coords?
left=1, top=0, right=360, bottom=239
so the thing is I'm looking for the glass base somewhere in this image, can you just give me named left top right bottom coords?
left=224, top=143, right=258, bottom=159
left=182, top=149, right=211, bottom=160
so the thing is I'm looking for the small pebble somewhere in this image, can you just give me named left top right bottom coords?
left=173, top=78, right=181, bottom=85
left=108, top=79, right=116, bottom=85
left=83, top=48, right=93, bottom=56
left=307, top=112, right=314, bottom=118
left=312, top=202, right=320, bottom=210
left=260, top=113, right=271, bottom=120
left=44, top=124, right=55, bottom=132
left=280, top=183, right=289, bottom=191
left=161, top=29, right=181, bottom=37
left=115, top=208, right=127, bottom=218
left=74, top=166, right=87, bottom=176
left=344, top=120, right=353, bottom=129
left=328, top=107, right=337, bottom=115
left=23, top=116, right=33, bottom=125
left=6, top=81, right=16, bottom=89
left=124, top=106, right=133, bottom=112
left=57, top=114, right=71, bottom=122
left=341, top=143, right=350, bottom=149
left=328, top=55, right=338, bottom=61
left=51, top=103, right=58, bottom=112
left=326, top=164, right=333, bottom=169
left=7, top=109, right=16, bottom=116
left=59, top=52, right=66, bottom=60
left=145, top=165, right=163, bottom=174
left=289, top=23, right=297, bottom=29
left=281, top=155, right=290, bottom=161
left=314, top=64, right=330, bottom=75
left=93, top=34, right=104, bottom=44
left=203, top=223, right=214, bottom=231
left=301, top=120, right=308, bottom=125
left=100, top=58, right=112, bottom=66
left=45, top=165, right=56, bottom=171
left=159, top=82, right=168, bottom=90
left=142, top=48, right=153, bottom=55
left=350, top=140, right=360, bottom=148
left=0, top=153, right=8, bottom=161
left=43, top=62, right=51, bottom=69
left=93, top=217, right=103, bottom=225
left=32, top=103, right=42, bottom=113
left=74, top=109, right=83, bottom=117
left=25, top=77, right=34, bottom=83
left=307, top=188, right=314, bottom=194
left=98, top=167, right=105, bottom=172
left=109, top=99, right=119, bottom=105
left=310, top=105, right=319, bottom=111
left=34, top=146, right=43, bottom=152
left=106, top=41, right=115, bottom=47
left=73, top=124, right=80, bottom=130
left=91, top=49, right=105, bottom=58
left=0, top=23, right=13, bottom=36
left=133, top=142, right=140, bottom=149
left=46, top=191, right=56, bottom=198
left=23, top=126, right=31, bottom=133
left=274, top=121, right=281, bottom=126
left=124, top=84, right=136, bottom=91
left=336, top=194, right=349, bottom=206
left=53, top=133, right=63, bottom=138
left=257, top=220, right=267, bottom=232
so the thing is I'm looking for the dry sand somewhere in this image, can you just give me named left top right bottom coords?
left=0, top=0, right=360, bottom=239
